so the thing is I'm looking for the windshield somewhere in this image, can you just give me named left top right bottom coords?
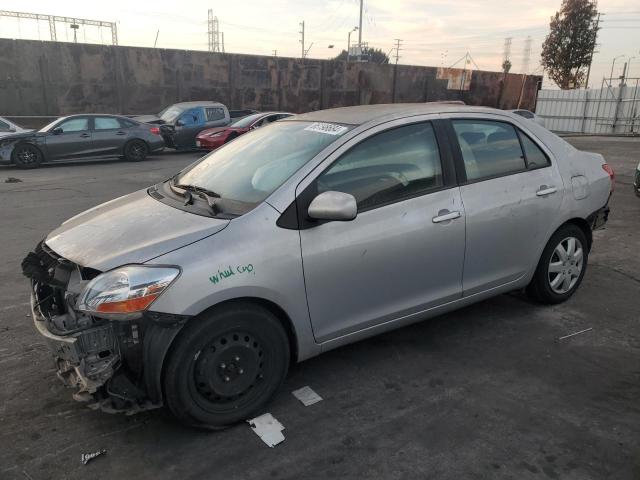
left=230, top=113, right=265, bottom=128
left=176, top=121, right=352, bottom=205
left=39, top=117, right=65, bottom=132
left=159, top=106, right=185, bottom=123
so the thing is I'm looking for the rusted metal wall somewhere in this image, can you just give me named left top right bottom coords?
left=0, top=39, right=541, bottom=117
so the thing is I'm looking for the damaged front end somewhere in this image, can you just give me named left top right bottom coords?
left=23, top=241, right=187, bottom=414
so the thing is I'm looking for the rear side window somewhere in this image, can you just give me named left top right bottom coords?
left=452, top=120, right=526, bottom=181
left=119, top=118, right=138, bottom=128
left=205, top=107, right=226, bottom=121
left=520, top=133, right=550, bottom=169
left=94, top=117, right=120, bottom=130
left=0, top=119, right=10, bottom=131
left=317, top=122, right=443, bottom=211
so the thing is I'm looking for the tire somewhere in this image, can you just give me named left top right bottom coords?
left=526, top=224, right=589, bottom=304
left=163, top=303, right=290, bottom=429
left=11, top=143, right=43, bottom=169
left=123, top=140, right=148, bottom=161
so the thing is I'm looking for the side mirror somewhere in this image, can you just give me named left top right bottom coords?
left=308, top=191, right=357, bottom=222
left=176, top=119, right=184, bottom=127
left=52, top=127, right=63, bottom=135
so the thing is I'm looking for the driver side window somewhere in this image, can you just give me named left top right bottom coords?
left=57, top=118, right=89, bottom=133
left=317, top=122, right=443, bottom=211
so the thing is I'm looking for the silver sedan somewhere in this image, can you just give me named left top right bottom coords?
left=24, top=103, right=613, bottom=428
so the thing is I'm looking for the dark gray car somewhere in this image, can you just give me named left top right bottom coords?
left=0, top=114, right=165, bottom=168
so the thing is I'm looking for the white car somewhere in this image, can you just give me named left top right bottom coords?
left=509, top=109, right=545, bottom=128
left=0, top=117, right=31, bottom=139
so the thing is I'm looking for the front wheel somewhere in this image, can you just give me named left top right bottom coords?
left=526, top=224, right=588, bottom=304
left=12, top=144, right=43, bottom=169
left=123, top=140, right=148, bottom=161
left=163, top=303, right=290, bottom=429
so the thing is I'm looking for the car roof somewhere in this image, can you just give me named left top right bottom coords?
left=291, top=103, right=512, bottom=126
left=171, top=101, right=225, bottom=108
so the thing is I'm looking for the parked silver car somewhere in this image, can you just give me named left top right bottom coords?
left=23, top=104, right=612, bottom=428
left=0, top=116, right=32, bottom=138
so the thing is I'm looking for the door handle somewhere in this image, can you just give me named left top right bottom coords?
left=536, top=186, right=557, bottom=196
left=79, top=133, right=90, bottom=138
left=115, top=131, right=126, bottom=135
left=432, top=210, right=461, bottom=223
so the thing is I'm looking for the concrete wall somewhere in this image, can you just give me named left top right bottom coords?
left=0, top=39, right=541, bottom=118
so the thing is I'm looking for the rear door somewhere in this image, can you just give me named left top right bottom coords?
left=91, top=116, right=130, bottom=156
left=45, top=117, right=93, bottom=160
left=297, top=117, right=466, bottom=342
left=443, top=115, right=563, bottom=295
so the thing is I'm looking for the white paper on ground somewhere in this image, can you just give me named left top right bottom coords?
left=292, top=386, right=323, bottom=406
left=247, top=413, right=285, bottom=447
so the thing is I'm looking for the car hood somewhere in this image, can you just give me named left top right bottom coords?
left=0, top=131, right=40, bottom=143
left=45, top=189, right=229, bottom=271
left=198, top=127, right=244, bottom=137
left=132, top=115, right=166, bottom=125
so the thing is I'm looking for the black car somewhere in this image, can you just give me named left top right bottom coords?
left=0, top=114, right=165, bottom=169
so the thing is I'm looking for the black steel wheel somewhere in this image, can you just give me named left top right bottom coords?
left=11, top=144, right=43, bottom=169
left=163, top=303, right=290, bottom=429
left=123, top=139, right=148, bottom=161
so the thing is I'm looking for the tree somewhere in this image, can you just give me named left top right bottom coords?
left=332, top=47, right=390, bottom=64
left=502, top=59, right=512, bottom=74
left=541, top=0, right=599, bottom=89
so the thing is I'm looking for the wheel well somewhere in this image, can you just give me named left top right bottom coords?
left=564, top=218, right=593, bottom=251
left=187, top=297, right=299, bottom=363
left=11, top=142, right=44, bottom=163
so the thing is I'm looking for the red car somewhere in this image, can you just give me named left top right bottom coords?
left=195, top=111, right=293, bottom=150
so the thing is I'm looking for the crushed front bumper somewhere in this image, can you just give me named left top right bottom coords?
left=25, top=241, right=188, bottom=414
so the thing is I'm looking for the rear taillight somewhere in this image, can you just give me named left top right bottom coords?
left=150, top=127, right=160, bottom=135
left=602, top=164, right=615, bottom=192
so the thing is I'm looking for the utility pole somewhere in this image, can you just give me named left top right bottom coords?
left=153, top=29, right=159, bottom=48
left=584, top=12, right=602, bottom=89
left=522, top=36, right=532, bottom=74
left=393, top=38, right=402, bottom=65
left=358, top=0, right=363, bottom=55
left=207, top=9, right=213, bottom=52
left=273, top=50, right=277, bottom=57
left=221, top=32, right=225, bottom=53
left=70, top=23, right=79, bottom=43
left=299, top=21, right=305, bottom=59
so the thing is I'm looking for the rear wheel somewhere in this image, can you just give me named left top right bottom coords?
left=123, top=140, right=148, bottom=161
left=11, top=144, right=43, bottom=169
left=163, top=303, right=290, bottom=429
left=527, top=224, right=588, bottom=304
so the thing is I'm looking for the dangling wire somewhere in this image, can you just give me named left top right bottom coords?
left=37, top=19, right=41, bottom=40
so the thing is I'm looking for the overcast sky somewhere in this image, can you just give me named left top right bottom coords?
left=0, top=0, right=639, bottom=88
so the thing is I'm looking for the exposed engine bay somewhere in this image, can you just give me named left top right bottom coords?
left=22, top=241, right=186, bottom=413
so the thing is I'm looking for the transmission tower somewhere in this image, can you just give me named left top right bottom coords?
left=503, top=37, right=512, bottom=64
left=207, top=10, right=221, bottom=52
left=0, top=9, right=117, bottom=44
left=521, top=36, right=532, bottom=74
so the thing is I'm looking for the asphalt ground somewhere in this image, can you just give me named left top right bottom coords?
left=1, top=138, right=639, bottom=480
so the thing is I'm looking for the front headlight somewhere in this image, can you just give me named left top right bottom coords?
left=77, top=266, right=180, bottom=320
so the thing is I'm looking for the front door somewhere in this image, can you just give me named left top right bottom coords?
left=45, top=117, right=93, bottom=160
left=446, top=117, right=564, bottom=295
left=299, top=120, right=466, bottom=342
left=174, top=107, right=205, bottom=149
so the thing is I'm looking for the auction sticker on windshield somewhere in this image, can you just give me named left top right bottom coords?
left=304, top=122, right=349, bottom=136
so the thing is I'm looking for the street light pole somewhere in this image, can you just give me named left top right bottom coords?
left=347, top=27, right=357, bottom=63
left=609, top=55, right=624, bottom=83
